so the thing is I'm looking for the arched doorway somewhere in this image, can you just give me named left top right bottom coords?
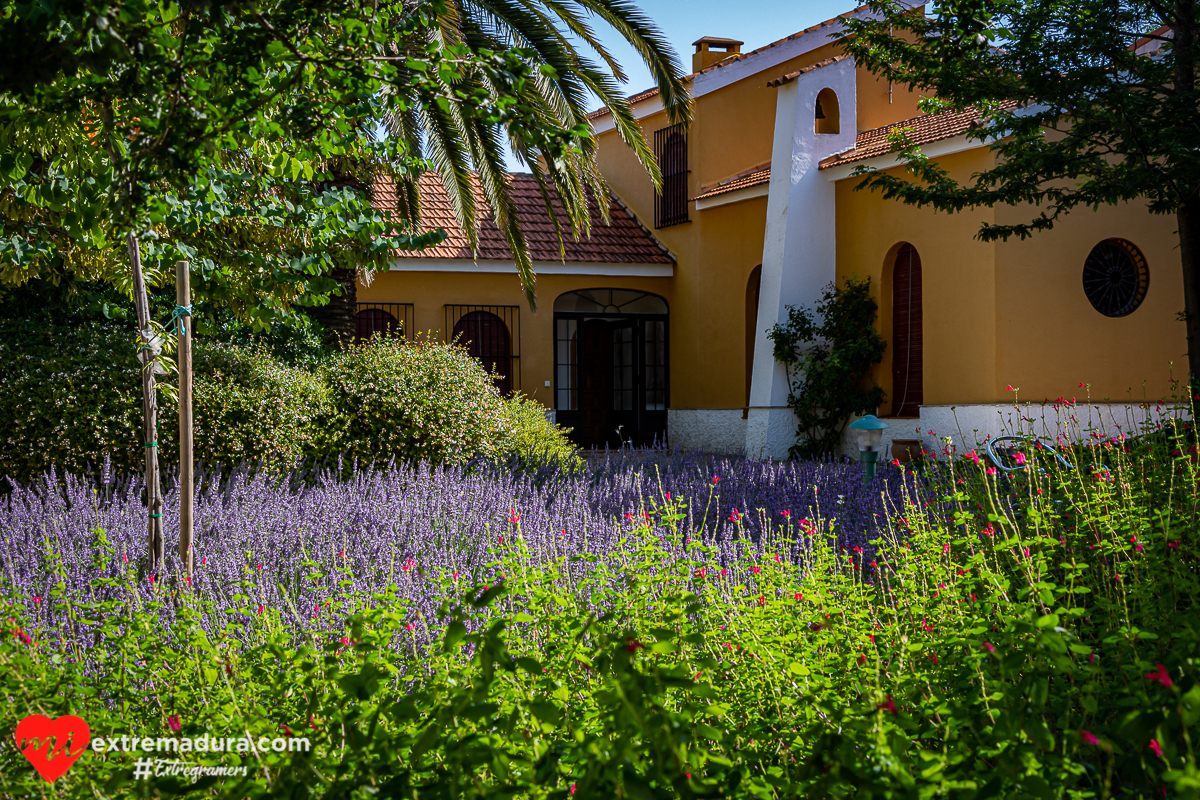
left=891, top=244, right=923, bottom=417
left=554, top=289, right=669, bottom=448
left=453, top=311, right=512, bottom=395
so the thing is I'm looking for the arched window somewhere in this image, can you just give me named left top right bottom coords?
left=745, top=265, right=762, bottom=414
left=815, top=88, right=840, bottom=134
left=554, top=288, right=669, bottom=314
left=355, top=308, right=400, bottom=342
left=891, top=244, right=923, bottom=418
left=1082, top=238, right=1149, bottom=317
left=453, top=311, right=512, bottom=395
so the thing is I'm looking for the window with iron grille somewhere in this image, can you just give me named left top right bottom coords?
left=444, top=305, right=521, bottom=394
left=355, top=303, right=414, bottom=342
left=654, top=123, right=689, bottom=228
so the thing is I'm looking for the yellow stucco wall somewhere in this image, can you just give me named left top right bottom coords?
left=993, top=199, right=1185, bottom=402
left=835, top=149, right=998, bottom=415
left=357, top=270, right=674, bottom=409
left=835, top=150, right=1185, bottom=412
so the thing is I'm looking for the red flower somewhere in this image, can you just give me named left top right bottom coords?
left=780, top=510, right=790, bottom=517
left=1080, top=730, right=1101, bottom=746
left=749, top=566, right=761, bottom=575
left=983, top=642, right=996, bottom=653
left=1149, top=739, right=1163, bottom=758
left=696, top=567, right=706, bottom=578
left=569, top=784, right=576, bottom=796
left=627, top=638, right=644, bottom=653
left=509, top=509, right=520, bottom=524
left=757, top=595, right=766, bottom=606
left=282, top=723, right=293, bottom=738
left=877, top=696, right=898, bottom=716
left=167, top=714, right=181, bottom=732
left=1146, top=664, right=1172, bottom=688
left=711, top=476, right=721, bottom=484
left=1168, top=540, right=1180, bottom=550
left=794, top=592, right=803, bottom=601
left=257, top=604, right=263, bottom=614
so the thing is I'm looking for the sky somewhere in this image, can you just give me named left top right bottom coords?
left=503, top=0, right=861, bottom=170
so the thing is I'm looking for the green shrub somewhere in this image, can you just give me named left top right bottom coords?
left=0, top=321, right=574, bottom=482
left=499, top=393, right=581, bottom=469
left=0, top=321, right=327, bottom=482
left=770, top=277, right=887, bottom=458
left=163, top=343, right=330, bottom=473
left=315, top=336, right=514, bottom=467
left=0, top=319, right=142, bottom=485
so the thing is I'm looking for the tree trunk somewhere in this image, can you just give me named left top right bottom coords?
left=1180, top=194, right=1200, bottom=390
left=128, top=233, right=164, bottom=572
left=307, top=268, right=358, bottom=348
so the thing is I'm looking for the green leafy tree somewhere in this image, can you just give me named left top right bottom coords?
left=0, top=0, right=691, bottom=317
left=769, top=277, right=887, bottom=459
left=839, top=0, right=1200, bottom=383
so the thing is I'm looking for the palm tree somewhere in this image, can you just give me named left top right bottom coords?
left=382, top=0, right=692, bottom=307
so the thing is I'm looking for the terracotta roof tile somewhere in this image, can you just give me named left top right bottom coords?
left=819, top=103, right=1016, bottom=169
left=378, top=173, right=673, bottom=264
left=767, top=54, right=852, bottom=87
left=694, top=163, right=771, bottom=201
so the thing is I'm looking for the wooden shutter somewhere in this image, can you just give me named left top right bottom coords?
left=891, top=245, right=923, bottom=418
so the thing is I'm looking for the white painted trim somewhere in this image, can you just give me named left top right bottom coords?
left=590, top=94, right=666, bottom=135
left=388, top=258, right=673, bottom=277
left=590, top=8, right=882, bottom=131
left=693, top=7, right=880, bottom=98
left=694, top=181, right=770, bottom=211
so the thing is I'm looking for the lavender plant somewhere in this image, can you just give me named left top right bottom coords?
left=1, top=409, right=1197, bottom=798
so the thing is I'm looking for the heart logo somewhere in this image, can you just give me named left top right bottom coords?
left=14, top=714, right=91, bottom=783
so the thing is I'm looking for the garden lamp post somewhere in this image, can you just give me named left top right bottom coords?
left=848, top=414, right=889, bottom=486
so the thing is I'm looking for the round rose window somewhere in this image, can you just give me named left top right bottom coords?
left=1082, top=238, right=1148, bottom=317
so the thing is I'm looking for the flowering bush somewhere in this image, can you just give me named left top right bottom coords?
left=165, top=342, right=331, bottom=473
left=498, top=392, right=582, bottom=470
left=2, top=412, right=1199, bottom=797
left=0, top=323, right=578, bottom=483
left=315, top=336, right=518, bottom=467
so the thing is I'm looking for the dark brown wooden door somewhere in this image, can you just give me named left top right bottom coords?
left=892, top=244, right=923, bottom=418
left=580, top=319, right=612, bottom=447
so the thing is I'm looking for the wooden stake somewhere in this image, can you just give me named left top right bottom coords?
left=128, top=233, right=164, bottom=572
left=176, top=260, right=194, bottom=578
